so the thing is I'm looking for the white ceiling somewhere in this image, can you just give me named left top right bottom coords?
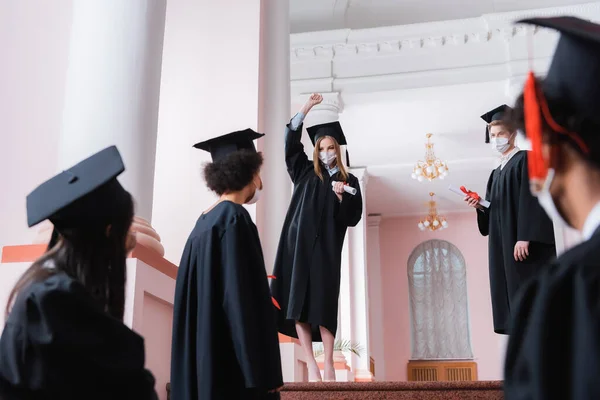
left=290, top=0, right=594, bottom=33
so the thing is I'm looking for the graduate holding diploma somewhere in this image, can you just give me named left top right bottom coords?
left=503, top=16, right=600, bottom=399
left=270, top=94, right=363, bottom=382
left=170, top=129, right=283, bottom=400
left=464, top=104, right=556, bottom=335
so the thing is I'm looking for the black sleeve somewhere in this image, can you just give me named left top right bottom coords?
left=0, top=279, right=158, bottom=399
left=517, top=153, right=555, bottom=244
left=477, top=171, right=494, bottom=237
left=504, top=261, right=600, bottom=399
left=335, top=175, right=363, bottom=227
left=220, top=216, right=284, bottom=392
left=285, top=120, right=312, bottom=184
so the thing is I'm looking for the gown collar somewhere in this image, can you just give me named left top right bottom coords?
left=582, top=201, right=600, bottom=241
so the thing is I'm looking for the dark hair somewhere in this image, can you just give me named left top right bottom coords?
left=5, top=192, right=135, bottom=321
left=203, top=150, right=263, bottom=195
left=508, top=76, right=600, bottom=167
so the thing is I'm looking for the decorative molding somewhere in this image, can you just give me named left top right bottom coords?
left=367, top=215, right=382, bottom=227
left=349, top=167, right=368, bottom=186
left=290, top=3, right=600, bottom=95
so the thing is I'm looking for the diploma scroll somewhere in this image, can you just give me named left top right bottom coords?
left=448, top=185, right=490, bottom=208
left=331, top=181, right=357, bottom=195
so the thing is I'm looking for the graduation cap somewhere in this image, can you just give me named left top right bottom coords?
left=306, top=121, right=351, bottom=166
left=516, top=16, right=598, bottom=183
left=193, top=128, right=264, bottom=162
left=519, top=16, right=600, bottom=129
left=26, top=145, right=130, bottom=230
left=481, top=104, right=511, bottom=143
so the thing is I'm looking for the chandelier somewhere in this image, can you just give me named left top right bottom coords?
left=418, top=192, right=448, bottom=231
left=411, top=133, right=449, bottom=182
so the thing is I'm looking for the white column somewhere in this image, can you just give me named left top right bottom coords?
left=50, top=0, right=167, bottom=254
left=255, top=0, right=291, bottom=275
left=347, top=168, right=372, bottom=381
left=367, top=214, right=385, bottom=380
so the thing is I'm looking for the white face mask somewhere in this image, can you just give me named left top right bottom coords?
left=319, top=151, right=336, bottom=165
left=490, top=136, right=511, bottom=154
left=536, top=168, right=570, bottom=228
left=246, top=179, right=262, bottom=205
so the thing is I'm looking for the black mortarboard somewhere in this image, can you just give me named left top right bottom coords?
left=517, top=16, right=600, bottom=128
left=306, top=121, right=351, bottom=166
left=481, top=104, right=511, bottom=143
left=193, top=128, right=264, bottom=162
left=26, top=145, right=129, bottom=229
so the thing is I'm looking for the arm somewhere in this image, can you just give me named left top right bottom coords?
left=285, top=94, right=323, bottom=184
left=220, top=216, right=284, bottom=393
left=335, top=175, right=363, bottom=227
left=517, top=153, right=555, bottom=244
left=476, top=172, right=494, bottom=236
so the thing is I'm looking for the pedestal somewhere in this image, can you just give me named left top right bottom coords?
left=278, top=334, right=308, bottom=382
left=0, top=244, right=177, bottom=400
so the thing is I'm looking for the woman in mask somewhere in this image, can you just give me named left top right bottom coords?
left=0, top=146, right=158, bottom=399
left=171, top=129, right=283, bottom=400
left=503, top=16, right=600, bottom=400
left=464, top=104, right=556, bottom=336
left=270, top=94, right=363, bottom=382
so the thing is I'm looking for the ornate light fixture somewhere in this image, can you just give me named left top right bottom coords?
left=418, top=192, right=448, bottom=231
left=411, top=133, right=449, bottom=182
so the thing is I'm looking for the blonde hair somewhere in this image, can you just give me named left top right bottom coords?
left=313, top=136, right=349, bottom=182
left=488, top=119, right=516, bottom=133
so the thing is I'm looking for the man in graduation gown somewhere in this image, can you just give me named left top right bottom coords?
left=170, top=129, right=283, bottom=400
left=503, top=16, right=600, bottom=399
left=465, top=105, right=556, bottom=334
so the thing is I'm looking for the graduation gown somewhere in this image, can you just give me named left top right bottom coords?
left=170, top=201, right=283, bottom=400
left=0, top=272, right=158, bottom=400
left=270, top=121, right=363, bottom=342
left=477, top=150, right=556, bottom=334
left=504, top=227, right=600, bottom=400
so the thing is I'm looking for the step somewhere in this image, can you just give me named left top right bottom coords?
left=280, top=381, right=504, bottom=399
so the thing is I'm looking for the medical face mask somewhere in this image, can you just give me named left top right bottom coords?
left=319, top=151, right=336, bottom=165
left=246, top=179, right=262, bottom=205
left=491, top=137, right=511, bottom=153
left=536, top=168, right=570, bottom=228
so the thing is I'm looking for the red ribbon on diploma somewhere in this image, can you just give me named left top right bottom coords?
left=460, top=186, right=481, bottom=202
left=267, top=275, right=281, bottom=310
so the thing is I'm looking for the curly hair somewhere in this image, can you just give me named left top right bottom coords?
left=203, top=150, right=264, bottom=195
left=507, top=77, right=600, bottom=167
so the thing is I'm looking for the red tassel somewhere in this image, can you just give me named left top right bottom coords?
left=267, top=275, right=276, bottom=279
left=523, top=71, right=547, bottom=185
left=271, top=297, right=281, bottom=310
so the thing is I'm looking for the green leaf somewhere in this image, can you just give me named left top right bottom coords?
left=312, top=339, right=364, bottom=358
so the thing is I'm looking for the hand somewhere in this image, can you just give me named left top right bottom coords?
left=463, top=195, right=482, bottom=210
left=514, top=241, right=530, bottom=262
left=307, top=93, right=323, bottom=108
left=332, top=181, right=345, bottom=201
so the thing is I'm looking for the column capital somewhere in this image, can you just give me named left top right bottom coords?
left=367, top=214, right=382, bottom=227
left=349, top=166, right=368, bottom=186
left=296, top=92, right=344, bottom=127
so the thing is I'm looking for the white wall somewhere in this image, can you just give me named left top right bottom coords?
left=0, top=1, right=74, bottom=258
left=152, top=0, right=263, bottom=264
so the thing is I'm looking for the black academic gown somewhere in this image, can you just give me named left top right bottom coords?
left=504, top=227, right=600, bottom=400
left=477, top=150, right=556, bottom=334
left=0, top=272, right=158, bottom=400
left=270, top=121, right=363, bottom=342
left=170, top=201, right=283, bottom=400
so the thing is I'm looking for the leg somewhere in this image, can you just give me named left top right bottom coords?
left=295, top=321, right=321, bottom=382
left=319, top=326, right=336, bottom=381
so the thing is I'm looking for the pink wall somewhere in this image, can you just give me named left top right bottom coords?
left=378, top=211, right=504, bottom=381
